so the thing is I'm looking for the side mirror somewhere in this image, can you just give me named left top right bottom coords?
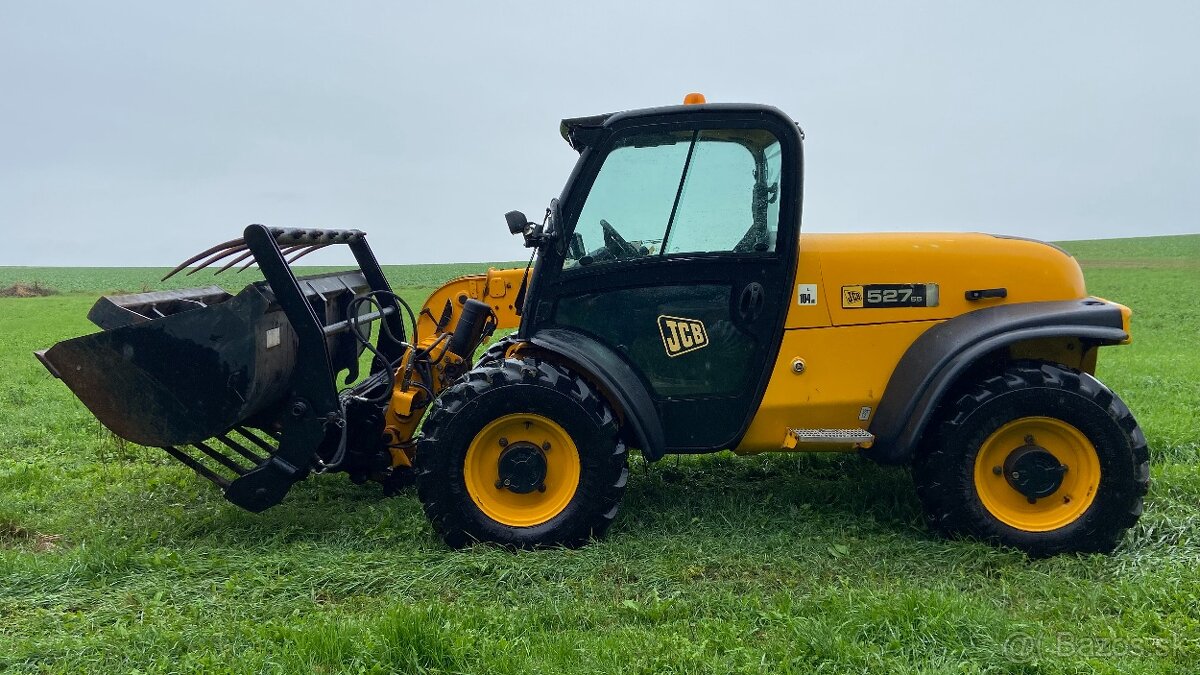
left=506, top=209, right=554, bottom=249
left=505, top=211, right=530, bottom=235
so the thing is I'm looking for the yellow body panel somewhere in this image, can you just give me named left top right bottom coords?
left=786, top=246, right=833, bottom=328
left=739, top=232, right=1106, bottom=454
left=785, top=233, right=1087, bottom=329
left=738, top=321, right=938, bottom=453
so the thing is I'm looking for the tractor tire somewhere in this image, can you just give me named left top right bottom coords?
left=475, top=334, right=518, bottom=369
left=913, top=361, right=1149, bottom=556
left=416, top=358, right=629, bottom=548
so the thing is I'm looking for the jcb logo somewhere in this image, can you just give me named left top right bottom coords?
left=657, top=315, right=708, bottom=357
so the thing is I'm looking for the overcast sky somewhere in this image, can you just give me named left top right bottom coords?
left=2, top=1, right=1197, bottom=267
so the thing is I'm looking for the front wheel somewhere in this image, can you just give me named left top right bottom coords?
left=416, top=358, right=628, bottom=548
left=914, top=362, right=1149, bottom=556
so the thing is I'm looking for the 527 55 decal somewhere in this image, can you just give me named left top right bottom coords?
left=842, top=284, right=940, bottom=309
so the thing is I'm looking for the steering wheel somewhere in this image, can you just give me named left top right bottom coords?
left=599, top=219, right=642, bottom=259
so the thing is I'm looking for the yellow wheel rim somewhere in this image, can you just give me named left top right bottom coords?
left=464, top=413, right=581, bottom=527
left=973, top=416, right=1101, bottom=532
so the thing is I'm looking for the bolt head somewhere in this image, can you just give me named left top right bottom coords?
left=542, top=441, right=551, bottom=451
left=498, top=437, right=508, bottom=447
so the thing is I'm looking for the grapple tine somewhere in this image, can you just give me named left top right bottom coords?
left=193, top=440, right=249, bottom=475
left=217, top=433, right=268, bottom=464
left=162, top=237, right=246, bottom=280
left=213, top=249, right=255, bottom=275
left=163, top=447, right=231, bottom=488
left=184, top=244, right=250, bottom=276
left=235, top=245, right=304, bottom=273
left=234, top=426, right=279, bottom=454
left=286, top=243, right=332, bottom=264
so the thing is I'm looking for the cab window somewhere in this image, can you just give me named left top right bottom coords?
left=565, top=128, right=781, bottom=269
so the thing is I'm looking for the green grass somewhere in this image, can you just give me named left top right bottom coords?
left=1058, top=234, right=1200, bottom=264
left=2, top=237, right=1199, bottom=673
left=0, top=261, right=524, bottom=296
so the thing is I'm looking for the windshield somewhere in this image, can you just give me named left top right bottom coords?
left=564, top=128, right=782, bottom=269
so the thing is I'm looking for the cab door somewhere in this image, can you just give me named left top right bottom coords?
left=530, top=112, right=803, bottom=452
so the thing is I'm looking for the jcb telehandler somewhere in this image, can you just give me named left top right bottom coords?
left=38, top=96, right=1148, bottom=555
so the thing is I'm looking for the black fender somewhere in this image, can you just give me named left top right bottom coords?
left=865, top=299, right=1129, bottom=465
left=525, top=328, right=666, bottom=461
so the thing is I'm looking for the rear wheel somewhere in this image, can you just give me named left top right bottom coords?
left=416, top=358, right=628, bottom=548
left=914, top=362, right=1149, bottom=556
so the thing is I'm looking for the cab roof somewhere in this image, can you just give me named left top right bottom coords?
left=559, top=103, right=801, bottom=152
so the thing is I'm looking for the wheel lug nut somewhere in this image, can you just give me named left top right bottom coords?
left=1027, top=497, right=1037, bottom=504
left=498, top=437, right=508, bottom=447
left=1024, top=435, right=1036, bottom=445
left=495, top=479, right=505, bottom=489
left=992, top=466, right=1003, bottom=475
left=542, top=441, right=551, bottom=451
left=537, top=483, right=546, bottom=493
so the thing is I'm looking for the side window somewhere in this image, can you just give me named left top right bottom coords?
left=565, top=128, right=781, bottom=270
left=763, top=140, right=782, bottom=251
left=569, top=132, right=689, bottom=265
left=662, top=140, right=754, bottom=254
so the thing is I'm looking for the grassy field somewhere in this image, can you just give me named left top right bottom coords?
left=0, top=261, right=524, bottom=297
left=1, top=236, right=1198, bottom=673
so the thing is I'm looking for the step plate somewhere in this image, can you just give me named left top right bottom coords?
left=785, top=428, right=876, bottom=449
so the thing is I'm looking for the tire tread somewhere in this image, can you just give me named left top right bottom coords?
left=416, top=358, right=628, bottom=548
left=913, top=360, right=1148, bottom=556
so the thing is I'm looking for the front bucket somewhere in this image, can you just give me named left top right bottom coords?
left=39, top=224, right=410, bottom=511
left=39, top=271, right=370, bottom=447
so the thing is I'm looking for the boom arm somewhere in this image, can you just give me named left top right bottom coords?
left=380, top=267, right=529, bottom=469
left=415, top=267, right=527, bottom=338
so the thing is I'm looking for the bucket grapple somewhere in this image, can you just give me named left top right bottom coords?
left=38, top=224, right=418, bottom=511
